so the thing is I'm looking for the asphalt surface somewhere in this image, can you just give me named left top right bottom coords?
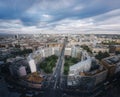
left=50, top=38, right=67, bottom=89
left=0, top=76, right=20, bottom=97
left=43, top=38, right=67, bottom=97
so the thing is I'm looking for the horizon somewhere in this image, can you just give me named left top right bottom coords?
left=0, top=32, right=120, bottom=35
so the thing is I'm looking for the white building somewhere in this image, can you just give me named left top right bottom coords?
left=64, top=45, right=82, bottom=58
left=17, top=66, right=27, bottom=77
left=69, top=57, right=92, bottom=76
left=43, top=48, right=51, bottom=57
left=65, top=48, right=72, bottom=56
left=53, top=47, right=60, bottom=56
left=71, top=46, right=82, bottom=58
left=27, top=47, right=60, bottom=71
left=28, top=59, right=37, bottom=73
left=67, top=51, right=107, bottom=87
left=92, top=47, right=109, bottom=54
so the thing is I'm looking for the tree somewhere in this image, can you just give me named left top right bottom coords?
left=103, top=52, right=110, bottom=57
left=39, top=55, right=58, bottom=73
left=15, top=44, right=20, bottom=48
left=115, top=51, right=120, bottom=55
left=64, top=67, right=69, bottom=75
left=81, top=45, right=92, bottom=53
left=95, top=51, right=110, bottom=60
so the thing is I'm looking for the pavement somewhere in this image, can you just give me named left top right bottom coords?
left=0, top=76, right=20, bottom=97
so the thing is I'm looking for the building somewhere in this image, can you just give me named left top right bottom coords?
left=43, top=47, right=54, bottom=57
left=109, top=45, right=120, bottom=53
left=27, top=47, right=61, bottom=72
left=64, top=45, right=82, bottom=58
left=101, top=55, right=120, bottom=77
left=27, top=47, right=60, bottom=65
left=65, top=47, right=72, bottom=56
left=18, top=66, right=27, bottom=77
left=71, top=45, right=82, bottom=58
left=69, top=57, right=92, bottom=76
left=53, top=47, right=60, bottom=56
left=68, top=55, right=107, bottom=89
left=22, top=72, right=44, bottom=88
left=9, top=57, right=29, bottom=77
left=92, top=47, right=109, bottom=54
left=28, top=58, right=37, bottom=73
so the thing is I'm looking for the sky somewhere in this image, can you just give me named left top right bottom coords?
left=0, top=0, right=120, bottom=34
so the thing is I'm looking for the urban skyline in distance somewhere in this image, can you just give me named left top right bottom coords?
left=0, top=34, right=120, bottom=97
left=0, top=0, right=120, bottom=34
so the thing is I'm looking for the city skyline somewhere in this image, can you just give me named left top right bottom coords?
left=0, top=34, right=120, bottom=97
left=0, top=0, right=120, bottom=34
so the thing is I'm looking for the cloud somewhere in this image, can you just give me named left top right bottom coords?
left=0, top=0, right=120, bottom=34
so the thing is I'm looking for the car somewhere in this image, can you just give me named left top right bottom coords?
left=54, top=74, right=57, bottom=78
left=62, top=93, right=67, bottom=97
left=104, top=81, right=110, bottom=86
left=7, top=85, right=13, bottom=88
left=113, top=78, right=117, bottom=82
left=25, top=92, right=34, bottom=97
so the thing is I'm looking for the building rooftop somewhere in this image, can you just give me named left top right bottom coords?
left=103, top=55, right=120, bottom=66
left=10, top=57, right=29, bottom=69
left=79, top=59, right=105, bottom=76
left=25, top=72, right=44, bottom=83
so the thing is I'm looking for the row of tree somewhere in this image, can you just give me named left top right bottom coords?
left=102, top=41, right=120, bottom=45
left=11, top=49, right=33, bottom=56
left=95, top=51, right=110, bottom=61
left=81, top=45, right=92, bottom=53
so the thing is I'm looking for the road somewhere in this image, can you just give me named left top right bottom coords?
left=0, top=76, right=20, bottom=97
left=43, top=37, right=67, bottom=97
left=52, top=37, right=67, bottom=89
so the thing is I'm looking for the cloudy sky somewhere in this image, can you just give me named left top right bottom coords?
left=0, top=0, right=120, bottom=34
